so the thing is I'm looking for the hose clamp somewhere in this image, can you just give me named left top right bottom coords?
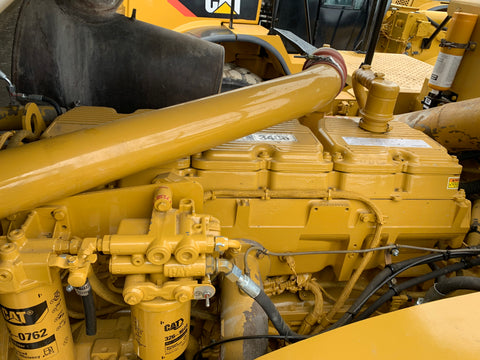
left=75, top=279, right=91, bottom=297
left=439, top=39, right=477, bottom=51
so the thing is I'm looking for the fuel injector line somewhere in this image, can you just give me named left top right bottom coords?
left=354, top=256, right=480, bottom=322
left=424, top=276, right=480, bottom=302
left=328, top=248, right=480, bottom=330
left=74, top=279, right=97, bottom=336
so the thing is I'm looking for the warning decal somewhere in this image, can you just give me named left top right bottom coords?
left=447, top=177, right=460, bottom=189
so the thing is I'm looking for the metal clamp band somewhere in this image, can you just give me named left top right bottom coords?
left=439, top=39, right=477, bottom=51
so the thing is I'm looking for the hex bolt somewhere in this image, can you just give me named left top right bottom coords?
left=391, top=248, right=400, bottom=257
left=65, top=284, right=74, bottom=293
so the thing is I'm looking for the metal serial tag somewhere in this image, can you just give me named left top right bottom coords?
left=342, top=137, right=431, bottom=148
left=234, top=133, right=298, bottom=143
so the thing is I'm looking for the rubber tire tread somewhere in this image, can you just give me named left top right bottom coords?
left=221, top=63, right=262, bottom=92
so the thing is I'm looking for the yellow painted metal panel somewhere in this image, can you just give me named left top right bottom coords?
left=258, top=292, right=480, bottom=360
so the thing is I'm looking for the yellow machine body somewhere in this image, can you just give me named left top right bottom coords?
left=0, top=95, right=471, bottom=358
left=447, top=0, right=480, bottom=100
left=258, top=292, right=480, bottom=360
left=376, top=6, right=448, bottom=65
left=2, top=1, right=480, bottom=359
left=118, top=0, right=304, bottom=80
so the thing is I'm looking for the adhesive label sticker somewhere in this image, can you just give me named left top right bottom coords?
left=447, top=177, right=460, bottom=189
left=164, top=318, right=189, bottom=355
left=11, top=333, right=58, bottom=359
left=1, top=302, right=48, bottom=326
left=430, top=53, right=463, bottom=89
left=342, top=137, right=431, bottom=148
left=234, top=133, right=298, bottom=143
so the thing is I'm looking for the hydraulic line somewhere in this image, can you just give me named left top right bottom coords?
left=424, top=276, right=480, bottom=302
left=354, top=256, right=480, bottom=321
left=219, top=260, right=300, bottom=339
left=326, top=248, right=480, bottom=330
left=254, top=290, right=298, bottom=338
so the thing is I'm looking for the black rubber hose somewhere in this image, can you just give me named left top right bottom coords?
left=41, top=95, right=62, bottom=117
left=18, top=94, right=62, bottom=117
left=428, top=262, right=447, bottom=283
left=329, top=249, right=480, bottom=330
left=424, top=276, right=480, bottom=302
left=75, top=279, right=97, bottom=336
left=254, top=290, right=299, bottom=338
left=82, top=292, right=97, bottom=336
left=354, top=256, right=480, bottom=321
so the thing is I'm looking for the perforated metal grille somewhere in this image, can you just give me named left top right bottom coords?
left=392, top=0, right=413, bottom=6
left=340, top=52, right=433, bottom=92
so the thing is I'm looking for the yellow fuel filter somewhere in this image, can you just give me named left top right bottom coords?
left=131, top=298, right=190, bottom=360
left=0, top=274, right=74, bottom=360
left=429, top=11, right=478, bottom=91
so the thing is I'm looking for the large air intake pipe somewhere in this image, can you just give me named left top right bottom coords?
left=0, top=49, right=346, bottom=219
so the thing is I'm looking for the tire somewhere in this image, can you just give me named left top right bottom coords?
left=221, top=63, right=263, bottom=92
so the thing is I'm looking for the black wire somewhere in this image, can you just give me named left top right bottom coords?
left=192, top=334, right=308, bottom=360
